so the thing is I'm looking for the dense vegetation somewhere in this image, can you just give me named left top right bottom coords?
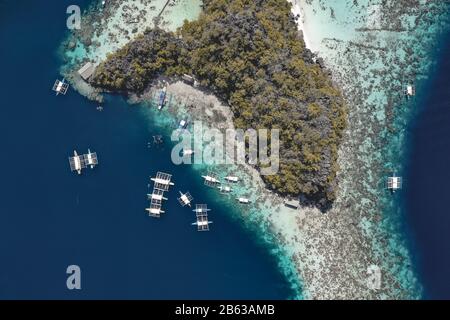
left=91, top=0, right=347, bottom=210
left=92, top=28, right=186, bottom=92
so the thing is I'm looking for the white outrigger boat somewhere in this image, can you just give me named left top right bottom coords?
left=147, top=172, right=174, bottom=218
left=387, top=174, right=402, bottom=193
left=405, top=84, right=415, bottom=98
left=193, top=204, right=211, bottom=214
left=202, top=173, right=221, bottom=187
left=151, top=172, right=175, bottom=190
left=146, top=205, right=165, bottom=217
left=177, top=191, right=193, bottom=207
left=237, top=197, right=250, bottom=204
left=68, top=150, right=86, bottom=175
left=69, top=149, right=99, bottom=174
left=178, top=119, right=188, bottom=130
left=225, top=176, right=239, bottom=183
left=218, top=185, right=232, bottom=193
left=83, top=148, right=98, bottom=169
left=173, top=119, right=189, bottom=139
left=52, top=78, right=69, bottom=96
left=192, top=204, right=212, bottom=231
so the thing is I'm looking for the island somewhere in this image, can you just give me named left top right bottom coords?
left=90, top=0, right=347, bottom=210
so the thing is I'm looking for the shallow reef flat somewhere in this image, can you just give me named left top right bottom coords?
left=289, top=0, right=450, bottom=298
left=60, top=0, right=450, bottom=299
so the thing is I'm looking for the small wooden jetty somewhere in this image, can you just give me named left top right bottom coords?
left=178, top=191, right=193, bottom=207
left=387, top=175, right=402, bottom=192
left=202, top=172, right=221, bottom=187
left=158, top=85, right=167, bottom=110
left=147, top=172, right=174, bottom=218
left=52, top=79, right=69, bottom=96
left=182, top=149, right=194, bottom=156
left=192, top=204, right=212, bottom=231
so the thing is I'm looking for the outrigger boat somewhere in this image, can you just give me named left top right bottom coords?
left=173, top=119, right=189, bottom=139
left=387, top=174, right=402, bottom=193
left=237, top=197, right=250, bottom=204
left=182, top=149, right=194, bottom=156
left=178, top=119, right=188, bottom=130
left=146, top=172, right=174, bottom=218
left=52, top=78, right=69, bottom=96
left=202, top=173, right=221, bottom=187
left=158, top=85, right=167, bottom=110
left=405, top=84, right=415, bottom=98
left=192, top=204, right=212, bottom=231
left=83, top=149, right=98, bottom=169
left=177, top=191, right=193, bottom=207
left=225, top=176, right=239, bottom=183
left=218, top=185, right=232, bottom=193
left=148, top=189, right=168, bottom=202
left=151, top=172, right=175, bottom=189
left=68, top=150, right=86, bottom=175
left=146, top=205, right=165, bottom=217
left=193, top=206, right=211, bottom=214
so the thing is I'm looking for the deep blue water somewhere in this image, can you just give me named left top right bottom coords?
left=405, top=31, right=450, bottom=299
left=0, top=0, right=292, bottom=299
